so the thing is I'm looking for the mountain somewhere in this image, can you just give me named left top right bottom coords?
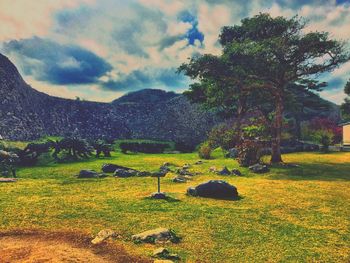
left=0, top=53, right=217, bottom=145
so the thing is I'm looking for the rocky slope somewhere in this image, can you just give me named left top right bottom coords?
left=0, top=53, right=217, bottom=145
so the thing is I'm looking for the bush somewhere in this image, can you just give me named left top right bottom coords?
left=198, top=142, right=212, bottom=159
left=311, top=129, right=334, bottom=153
left=236, top=139, right=262, bottom=167
left=174, top=141, right=197, bottom=153
left=119, top=141, right=171, bottom=154
left=207, top=123, right=238, bottom=151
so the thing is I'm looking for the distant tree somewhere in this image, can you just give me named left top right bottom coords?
left=180, top=13, right=349, bottom=163
left=341, top=79, right=350, bottom=120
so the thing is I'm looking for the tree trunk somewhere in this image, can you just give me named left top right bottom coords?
left=271, top=95, right=283, bottom=163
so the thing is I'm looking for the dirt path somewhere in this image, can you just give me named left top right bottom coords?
left=0, top=231, right=151, bottom=263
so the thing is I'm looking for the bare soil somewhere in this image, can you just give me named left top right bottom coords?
left=0, top=230, right=151, bottom=263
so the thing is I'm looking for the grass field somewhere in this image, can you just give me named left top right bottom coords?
left=0, top=150, right=349, bottom=262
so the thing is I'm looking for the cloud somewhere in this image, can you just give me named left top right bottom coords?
left=102, top=67, right=188, bottom=91
left=3, top=37, right=112, bottom=85
left=0, top=0, right=349, bottom=104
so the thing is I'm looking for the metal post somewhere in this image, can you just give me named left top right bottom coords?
left=157, top=176, right=160, bottom=193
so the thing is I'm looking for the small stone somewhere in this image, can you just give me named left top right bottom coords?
left=137, top=171, right=152, bottom=177
left=194, top=160, right=203, bottom=165
left=159, top=165, right=171, bottom=172
left=102, top=163, right=130, bottom=173
left=153, top=247, right=169, bottom=257
left=91, top=229, right=118, bottom=244
left=249, top=163, right=269, bottom=174
left=0, top=178, right=17, bottom=183
left=77, top=170, right=105, bottom=178
left=182, top=164, right=191, bottom=169
left=209, top=166, right=218, bottom=173
left=172, top=176, right=187, bottom=183
left=217, top=167, right=231, bottom=175
left=152, top=171, right=168, bottom=177
left=150, top=192, right=167, bottom=199
left=231, top=169, right=242, bottom=176
left=132, top=228, right=180, bottom=243
left=154, top=260, right=174, bottom=263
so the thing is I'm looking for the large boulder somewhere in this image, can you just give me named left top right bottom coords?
left=114, top=169, right=138, bottom=177
left=187, top=180, right=239, bottom=199
left=249, top=163, right=269, bottom=174
left=102, top=163, right=131, bottom=173
left=132, top=228, right=180, bottom=244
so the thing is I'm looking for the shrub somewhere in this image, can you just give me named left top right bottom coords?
left=198, top=141, right=212, bottom=159
left=174, top=141, right=197, bottom=153
left=311, top=129, right=334, bottom=153
left=236, top=139, right=263, bottom=167
left=119, top=141, right=170, bottom=154
left=207, top=123, right=238, bottom=151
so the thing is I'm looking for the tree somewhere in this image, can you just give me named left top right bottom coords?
left=180, top=13, right=349, bottom=163
left=341, top=79, right=350, bottom=120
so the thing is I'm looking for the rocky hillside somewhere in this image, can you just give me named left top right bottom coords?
left=0, top=53, right=217, bottom=145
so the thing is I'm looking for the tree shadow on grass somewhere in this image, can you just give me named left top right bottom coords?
left=268, top=162, right=350, bottom=181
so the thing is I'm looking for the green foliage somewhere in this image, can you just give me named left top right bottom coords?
left=236, top=139, right=263, bottom=167
left=119, top=141, right=171, bottom=154
left=341, top=79, right=350, bottom=120
left=207, top=123, right=238, bottom=151
left=311, top=130, right=334, bottom=153
left=198, top=141, right=212, bottom=159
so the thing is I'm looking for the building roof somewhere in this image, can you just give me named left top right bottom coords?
left=340, top=122, right=350, bottom=126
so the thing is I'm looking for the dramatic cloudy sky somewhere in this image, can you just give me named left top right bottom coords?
left=0, top=0, right=349, bottom=103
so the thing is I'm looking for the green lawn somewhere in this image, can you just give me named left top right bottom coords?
left=0, top=151, right=349, bottom=262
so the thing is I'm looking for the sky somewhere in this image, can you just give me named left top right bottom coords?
left=0, top=0, right=349, bottom=104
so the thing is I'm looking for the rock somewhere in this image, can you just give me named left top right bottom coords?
left=187, top=180, right=239, bottom=199
left=102, top=163, right=130, bottom=173
left=231, top=169, right=242, bottom=176
left=194, top=160, right=203, bottom=165
left=137, top=171, right=152, bottom=177
left=172, top=176, right=188, bottom=183
left=114, top=169, right=138, bottom=177
left=154, top=260, right=174, bottom=263
left=77, top=170, right=105, bottom=178
left=91, top=229, right=118, bottom=244
left=209, top=166, right=218, bottom=173
left=0, top=178, right=17, bottom=183
left=152, top=170, right=168, bottom=177
left=150, top=192, right=167, bottom=199
left=249, top=163, right=269, bottom=174
left=152, top=247, right=180, bottom=260
left=132, top=228, right=180, bottom=243
left=159, top=165, right=171, bottom=173
left=225, top=148, right=238, bottom=158
left=176, top=168, right=194, bottom=176
left=217, top=166, right=231, bottom=175
left=182, top=164, right=191, bottom=169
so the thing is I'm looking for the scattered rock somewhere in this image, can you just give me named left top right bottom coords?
left=194, top=160, right=203, bottom=165
left=150, top=192, right=167, bottom=199
left=77, top=170, right=106, bottom=178
left=0, top=178, right=17, bottom=183
left=154, top=260, right=174, bottom=263
left=176, top=168, right=194, bottom=176
left=152, top=247, right=180, bottom=260
left=152, top=170, right=168, bottom=177
left=114, top=169, right=138, bottom=177
left=182, top=164, right=191, bottom=169
left=159, top=165, right=171, bottom=173
left=172, top=176, right=188, bottom=183
left=249, top=163, right=269, bottom=174
left=209, top=166, right=218, bottom=173
left=187, top=180, right=239, bottom=199
left=91, top=229, right=118, bottom=244
left=217, top=167, right=231, bottom=175
left=132, top=228, right=180, bottom=244
left=102, top=163, right=130, bottom=173
left=231, top=169, right=242, bottom=176
left=137, top=171, right=152, bottom=177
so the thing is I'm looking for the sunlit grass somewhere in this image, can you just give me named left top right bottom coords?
left=0, top=151, right=349, bottom=262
